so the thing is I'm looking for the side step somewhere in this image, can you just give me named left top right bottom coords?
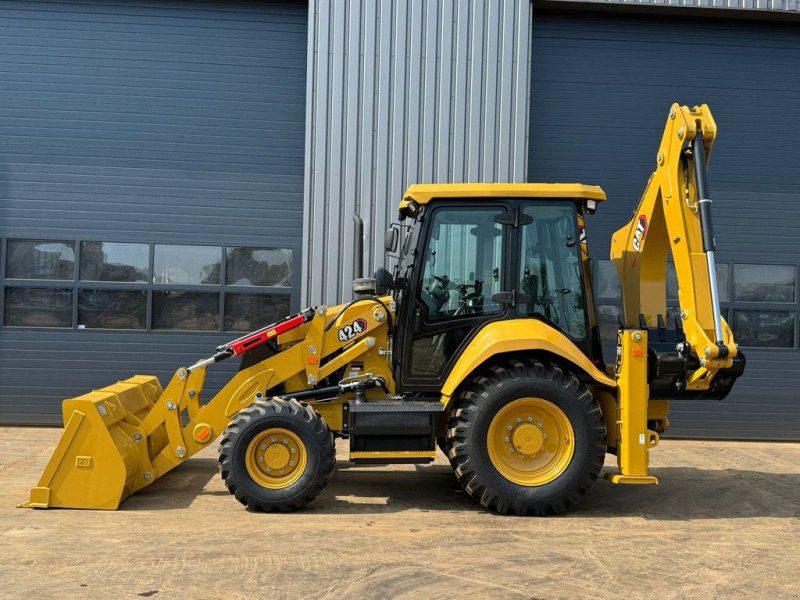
left=347, top=400, right=443, bottom=464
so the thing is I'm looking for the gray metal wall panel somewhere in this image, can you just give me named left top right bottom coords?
left=303, top=0, right=532, bottom=306
left=530, top=11, right=800, bottom=439
left=0, top=0, right=307, bottom=424
left=548, top=0, right=800, bottom=12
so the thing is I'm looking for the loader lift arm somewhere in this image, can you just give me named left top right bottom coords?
left=20, top=300, right=393, bottom=509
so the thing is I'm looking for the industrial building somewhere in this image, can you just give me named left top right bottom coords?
left=0, top=0, right=797, bottom=439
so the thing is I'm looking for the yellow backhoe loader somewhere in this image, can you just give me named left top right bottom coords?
left=21, top=103, right=744, bottom=515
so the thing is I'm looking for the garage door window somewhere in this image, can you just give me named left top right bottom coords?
left=6, top=240, right=75, bottom=280
left=80, top=242, right=149, bottom=283
left=2, top=238, right=295, bottom=332
left=4, top=287, right=73, bottom=328
left=594, top=259, right=799, bottom=349
left=78, top=289, right=147, bottom=330
left=226, top=247, right=292, bottom=287
left=154, top=245, right=221, bottom=285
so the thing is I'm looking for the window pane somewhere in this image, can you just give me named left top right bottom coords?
left=596, top=304, right=621, bottom=343
left=6, top=240, right=75, bottom=280
left=419, top=208, right=503, bottom=320
left=78, top=289, right=146, bottom=330
left=519, top=204, right=587, bottom=340
left=734, top=264, right=795, bottom=303
left=226, top=247, right=292, bottom=287
left=153, top=245, right=221, bottom=285
left=410, top=327, right=471, bottom=377
left=80, top=242, right=149, bottom=282
left=732, top=310, right=794, bottom=348
left=4, top=287, right=73, bottom=327
left=224, top=293, right=291, bottom=332
left=152, top=291, right=219, bottom=331
left=666, top=263, right=729, bottom=303
left=595, top=260, right=621, bottom=301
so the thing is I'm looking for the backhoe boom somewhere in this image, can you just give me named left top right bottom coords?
left=610, top=103, right=739, bottom=391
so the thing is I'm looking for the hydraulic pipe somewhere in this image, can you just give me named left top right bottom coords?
left=691, top=130, right=727, bottom=355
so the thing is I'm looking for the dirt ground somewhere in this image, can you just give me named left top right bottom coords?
left=1, top=427, right=798, bottom=600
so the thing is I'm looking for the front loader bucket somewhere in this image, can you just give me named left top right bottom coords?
left=19, top=375, right=167, bottom=510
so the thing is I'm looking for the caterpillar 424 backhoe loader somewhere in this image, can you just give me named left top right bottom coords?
left=21, top=103, right=744, bottom=515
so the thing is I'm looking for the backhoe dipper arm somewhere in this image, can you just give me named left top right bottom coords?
left=610, top=104, right=738, bottom=389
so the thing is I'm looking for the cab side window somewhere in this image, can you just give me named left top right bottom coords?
left=518, top=203, right=587, bottom=340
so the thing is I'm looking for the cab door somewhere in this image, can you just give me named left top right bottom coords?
left=396, top=203, right=510, bottom=391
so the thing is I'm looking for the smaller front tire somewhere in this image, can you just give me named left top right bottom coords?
left=219, top=398, right=335, bottom=512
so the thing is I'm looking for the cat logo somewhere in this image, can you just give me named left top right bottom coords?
left=632, top=215, right=647, bottom=252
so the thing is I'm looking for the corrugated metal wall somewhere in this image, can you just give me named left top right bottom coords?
left=530, top=10, right=800, bottom=439
left=303, top=0, right=532, bottom=306
left=549, top=0, right=800, bottom=12
left=0, top=0, right=308, bottom=424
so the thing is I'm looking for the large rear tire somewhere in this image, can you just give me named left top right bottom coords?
left=219, top=398, right=335, bottom=512
left=446, top=358, right=606, bottom=515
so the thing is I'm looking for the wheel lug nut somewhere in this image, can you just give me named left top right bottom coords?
left=266, top=466, right=271, bottom=471
left=518, top=454, right=525, bottom=459
left=278, top=468, right=284, bottom=473
left=289, top=460, right=295, bottom=466
left=504, top=436, right=509, bottom=442
left=527, top=417, right=533, bottom=422
left=291, top=448, right=297, bottom=454
left=283, top=438, right=289, bottom=445
left=260, top=444, right=267, bottom=450
left=271, top=437, right=277, bottom=443
left=543, top=433, right=548, bottom=439
left=537, top=422, right=543, bottom=428
left=515, top=417, right=521, bottom=423
left=506, top=425, right=513, bottom=431
left=508, top=446, right=514, bottom=452
left=258, top=456, right=264, bottom=462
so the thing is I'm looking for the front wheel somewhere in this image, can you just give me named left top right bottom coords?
left=446, top=358, right=606, bottom=515
left=219, top=398, right=335, bottom=512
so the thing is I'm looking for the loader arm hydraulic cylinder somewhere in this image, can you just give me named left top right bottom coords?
left=187, top=308, right=316, bottom=371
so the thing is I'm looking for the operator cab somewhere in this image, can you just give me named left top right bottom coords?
left=384, top=183, right=606, bottom=394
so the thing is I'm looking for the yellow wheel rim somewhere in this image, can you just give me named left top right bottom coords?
left=245, top=428, right=307, bottom=490
left=487, top=398, right=575, bottom=486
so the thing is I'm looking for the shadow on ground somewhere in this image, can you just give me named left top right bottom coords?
left=125, top=459, right=800, bottom=519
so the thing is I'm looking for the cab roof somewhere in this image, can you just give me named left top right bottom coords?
left=400, top=183, right=606, bottom=212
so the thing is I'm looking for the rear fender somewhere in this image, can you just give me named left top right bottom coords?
left=440, top=320, right=616, bottom=409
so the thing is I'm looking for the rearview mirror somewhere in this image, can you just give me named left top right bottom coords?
left=385, top=227, right=399, bottom=252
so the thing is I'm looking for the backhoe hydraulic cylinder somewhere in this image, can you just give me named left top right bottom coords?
left=692, top=131, right=726, bottom=349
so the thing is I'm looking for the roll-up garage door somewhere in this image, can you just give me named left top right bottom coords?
left=529, top=10, right=800, bottom=439
left=0, top=0, right=307, bottom=424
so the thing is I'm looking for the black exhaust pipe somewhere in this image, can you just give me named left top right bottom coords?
left=353, top=214, right=364, bottom=280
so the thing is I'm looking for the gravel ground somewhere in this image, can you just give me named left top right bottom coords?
left=2, top=427, right=798, bottom=599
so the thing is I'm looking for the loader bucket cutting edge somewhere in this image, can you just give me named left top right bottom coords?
left=18, top=375, right=167, bottom=510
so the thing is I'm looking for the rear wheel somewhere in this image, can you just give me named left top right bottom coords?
left=446, top=358, right=606, bottom=515
left=219, top=398, right=335, bottom=512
